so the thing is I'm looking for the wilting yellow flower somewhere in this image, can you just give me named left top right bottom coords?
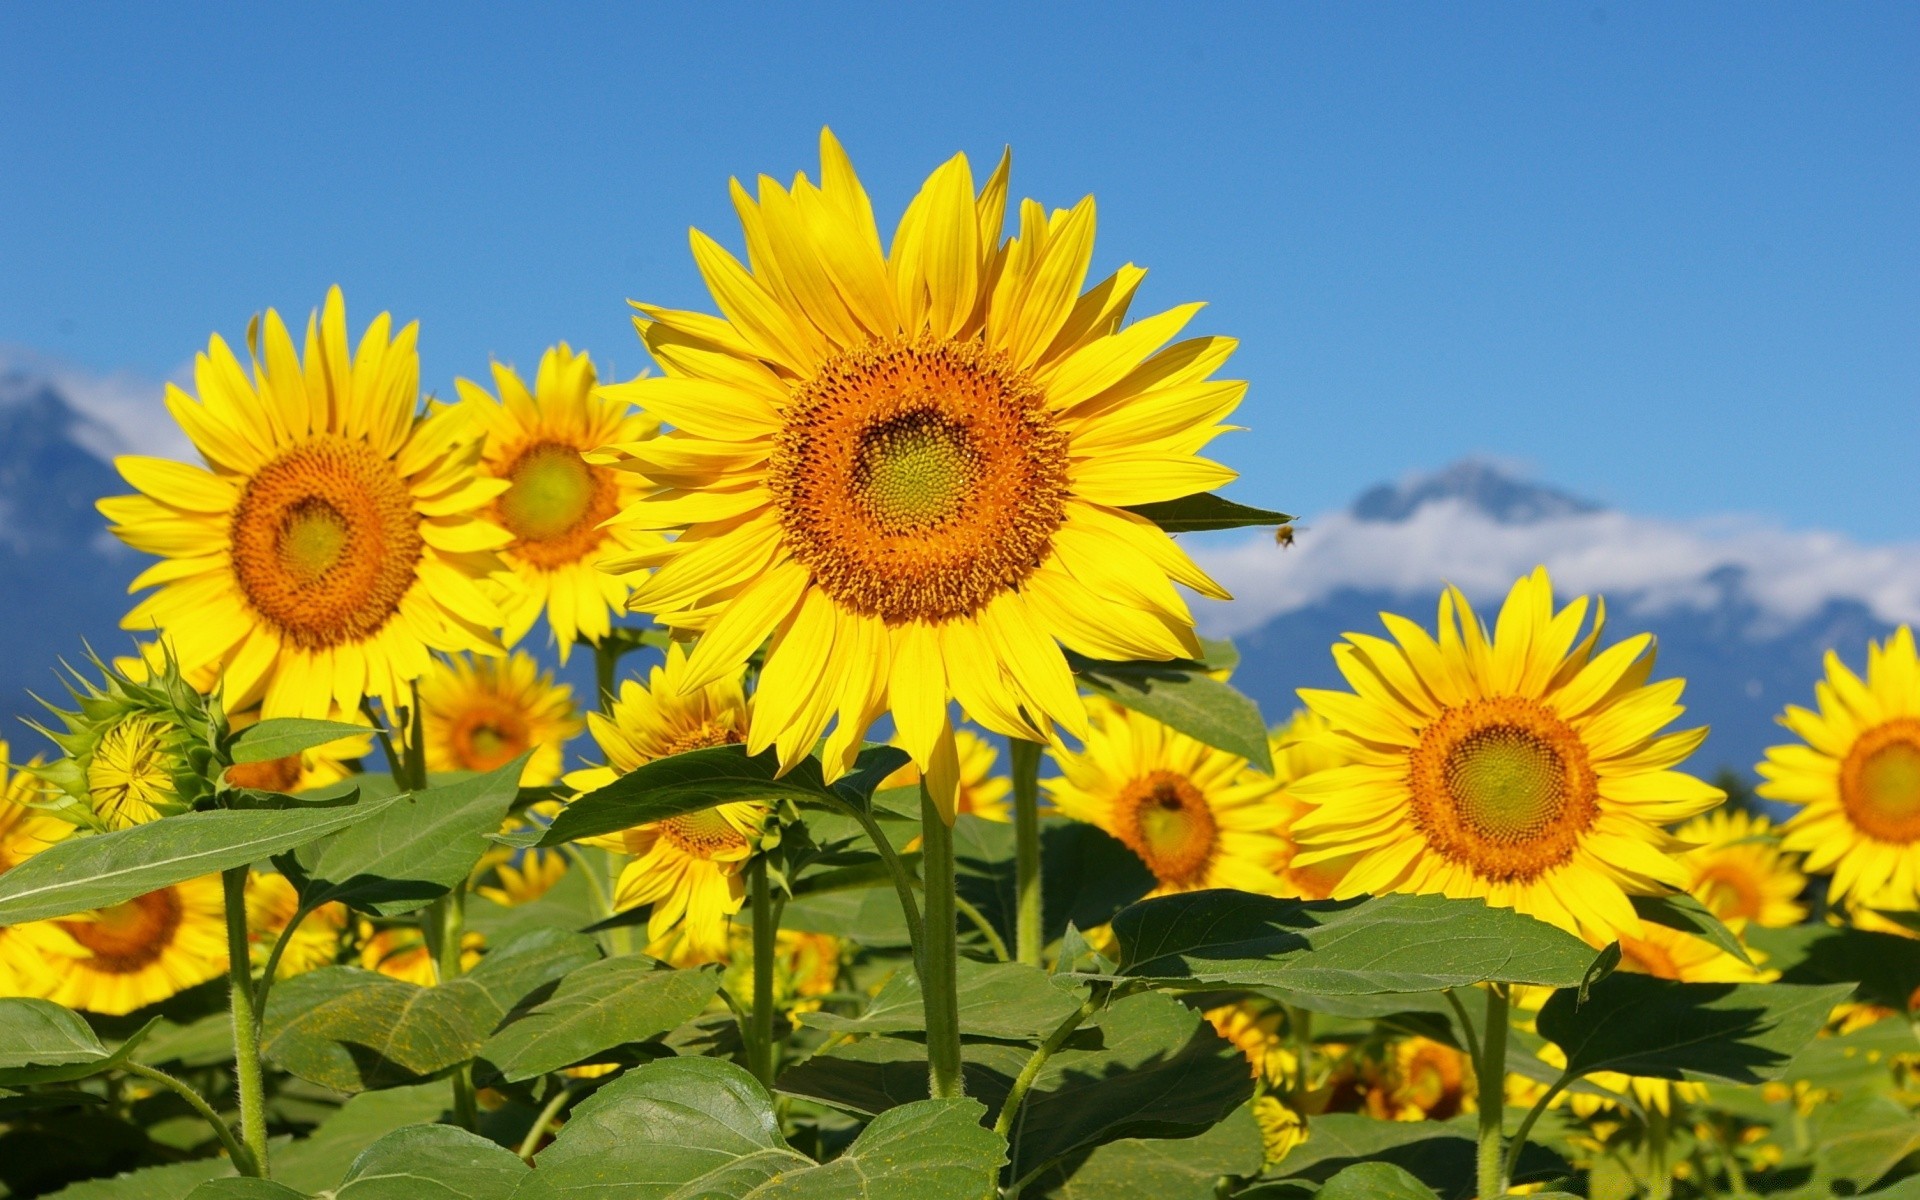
left=1253, top=1095, right=1308, bottom=1166
left=421, top=651, right=582, bottom=786
left=1289, top=568, right=1723, bottom=947
left=1205, top=1000, right=1298, bottom=1085
left=455, top=345, right=660, bottom=659
left=36, top=876, right=228, bottom=1015
left=101, top=287, right=508, bottom=720
left=563, top=644, right=767, bottom=958
left=1675, top=809, right=1806, bottom=928
left=1047, top=701, right=1286, bottom=896
left=881, top=728, right=1012, bottom=821
left=223, top=707, right=368, bottom=795
left=0, top=748, right=79, bottom=998
left=246, top=872, right=346, bottom=979
left=600, top=129, right=1240, bottom=815
left=358, top=921, right=484, bottom=986
left=1758, top=626, right=1920, bottom=910
left=1269, top=709, right=1362, bottom=900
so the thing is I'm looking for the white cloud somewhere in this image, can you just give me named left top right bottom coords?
left=1194, top=499, right=1920, bottom=638
left=0, top=345, right=193, bottom=463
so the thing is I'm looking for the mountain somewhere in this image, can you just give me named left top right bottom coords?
left=1194, top=460, right=1920, bottom=777
left=0, top=374, right=144, bottom=743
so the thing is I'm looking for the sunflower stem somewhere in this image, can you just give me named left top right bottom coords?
left=122, top=1061, right=258, bottom=1177
left=220, top=866, right=270, bottom=1177
left=918, top=781, right=965, bottom=1100
left=993, top=983, right=1104, bottom=1138
left=1010, top=738, right=1045, bottom=967
left=594, top=639, right=620, bottom=713
left=747, top=856, right=778, bottom=1087
left=428, top=881, right=480, bottom=1130
left=1475, top=983, right=1510, bottom=1200
left=1647, top=1104, right=1673, bottom=1200
left=517, top=1077, right=574, bottom=1163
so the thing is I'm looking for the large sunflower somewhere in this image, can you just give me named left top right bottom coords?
left=599, top=130, right=1239, bottom=809
left=1046, top=700, right=1286, bottom=896
left=455, top=345, right=660, bottom=658
left=101, top=287, right=508, bottom=719
left=421, top=650, right=583, bottom=786
left=1675, top=809, right=1806, bottom=929
left=1289, top=568, right=1723, bottom=947
left=563, top=643, right=767, bottom=957
left=38, top=876, right=228, bottom=1015
left=1757, top=626, right=1920, bottom=910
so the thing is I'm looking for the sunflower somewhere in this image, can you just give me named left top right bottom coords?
left=562, top=643, right=767, bottom=958
left=223, top=707, right=368, bottom=795
left=1361, top=1036, right=1475, bottom=1122
left=420, top=651, right=583, bottom=786
left=246, top=871, right=347, bottom=979
left=599, top=129, right=1240, bottom=813
left=358, top=921, right=484, bottom=986
left=1046, top=700, right=1286, bottom=896
left=30, top=654, right=211, bottom=831
left=881, top=728, right=1012, bottom=821
left=1269, top=709, right=1362, bottom=900
left=100, top=287, right=508, bottom=720
left=35, top=876, right=228, bottom=1015
left=1205, top=999, right=1298, bottom=1085
left=1288, top=568, right=1723, bottom=948
left=1758, top=626, right=1920, bottom=911
left=0, top=748, right=78, bottom=998
left=1253, top=1096, right=1308, bottom=1167
left=455, top=345, right=660, bottom=658
left=1674, top=809, right=1806, bottom=929
left=721, top=928, right=843, bottom=1013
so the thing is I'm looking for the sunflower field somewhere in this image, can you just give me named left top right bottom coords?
left=3, top=131, right=1920, bottom=1200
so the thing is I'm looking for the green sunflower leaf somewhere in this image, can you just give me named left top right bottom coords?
left=1257, top=1113, right=1570, bottom=1196
left=1812, top=1094, right=1920, bottom=1193
left=1019, top=1101, right=1265, bottom=1199
left=1066, top=652, right=1274, bottom=773
left=1123, top=493, right=1293, bottom=532
left=476, top=956, right=722, bottom=1084
left=0, top=791, right=408, bottom=924
left=515, top=1056, right=1003, bottom=1199
left=1537, top=974, right=1851, bottom=1084
left=0, top=998, right=107, bottom=1070
left=29, top=1157, right=235, bottom=1199
left=228, top=717, right=375, bottom=764
left=1091, top=890, right=1598, bottom=993
left=184, top=1182, right=308, bottom=1198
left=1313, top=1163, right=1443, bottom=1200
left=330, top=1124, right=529, bottom=1199
left=796, top=957, right=1085, bottom=1041
left=1631, top=892, right=1754, bottom=966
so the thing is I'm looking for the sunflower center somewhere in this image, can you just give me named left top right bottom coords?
left=659, top=808, right=751, bottom=858
left=496, top=440, right=619, bottom=569
left=230, top=434, right=424, bottom=649
left=1408, top=696, right=1598, bottom=882
left=1115, top=770, right=1218, bottom=888
left=1843, top=719, right=1920, bottom=843
left=1694, top=866, right=1764, bottom=922
left=225, top=753, right=304, bottom=795
left=87, top=715, right=178, bottom=829
left=769, top=335, right=1069, bottom=624
left=452, top=706, right=532, bottom=773
left=659, top=722, right=745, bottom=758
left=59, top=889, right=184, bottom=974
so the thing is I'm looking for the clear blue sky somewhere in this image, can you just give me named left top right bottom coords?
left=2, top=3, right=1914, bottom=538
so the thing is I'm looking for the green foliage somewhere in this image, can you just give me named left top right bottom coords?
left=797, top=958, right=1083, bottom=1040
left=1067, top=652, right=1275, bottom=772
left=1122, top=493, right=1293, bottom=532
left=477, top=955, right=721, bottom=1083
left=227, top=718, right=373, bottom=765
left=0, top=999, right=111, bottom=1069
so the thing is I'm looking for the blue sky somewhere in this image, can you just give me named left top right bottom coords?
left=2, top=3, right=1914, bottom=538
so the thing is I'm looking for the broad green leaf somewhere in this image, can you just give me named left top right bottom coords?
left=1813, top=1094, right=1920, bottom=1192
left=1068, top=653, right=1274, bottom=773
left=271, top=1083, right=449, bottom=1195
left=0, top=1017, right=158, bottom=1087
left=183, top=1183, right=308, bottom=1198
left=1123, top=493, right=1293, bottom=532
left=333, top=1124, right=529, bottom=1199
left=0, top=998, right=106, bottom=1069
left=1025, top=1101, right=1265, bottom=1199
left=1784, top=1015, right=1919, bottom=1092
left=1314, top=1163, right=1443, bottom=1200
left=1537, top=974, right=1851, bottom=1084
left=1098, top=890, right=1597, bottom=992
left=141, top=1011, right=240, bottom=1069
left=779, top=990, right=1251, bottom=1180
left=478, top=956, right=721, bottom=1083
left=262, top=967, right=496, bottom=1093
left=0, top=791, right=405, bottom=924
left=954, top=816, right=1155, bottom=950
left=230, top=717, right=373, bottom=764
left=456, top=926, right=604, bottom=1017
left=780, top=885, right=914, bottom=949
left=48, top=1160, right=235, bottom=1200
left=1631, top=892, right=1754, bottom=965
left=1752, top=922, right=1920, bottom=1012
left=798, top=957, right=1085, bottom=1041
left=299, top=757, right=526, bottom=916
left=1259, top=1113, right=1569, bottom=1195
left=519, top=1056, right=1003, bottom=1199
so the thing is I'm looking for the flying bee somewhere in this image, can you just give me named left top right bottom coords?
left=1273, top=522, right=1305, bottom=549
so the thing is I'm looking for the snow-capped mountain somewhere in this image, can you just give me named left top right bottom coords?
left=1194, top=460, right=1920, bottom=776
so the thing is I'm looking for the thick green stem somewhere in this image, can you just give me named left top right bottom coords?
left=994, top=986, right=1104, bottom=1137
left=1716, top=1120, right=1752, bottom=1196
left=1475, top=983, right=1510, bottom=1200
left=1009, top=738, right=1044, bottom=967
left=359, top=698, right=407, bottom=792
left=123, top=1061, right=258, bottom=1177
left=953, top=894, right=1010, bottom=963
left=428, top=883, right=479, bottom=1130
left=1504, top=1074, right=1573, bottom=1185
left=833, top=799, right=923, bottom=972
left=918, top=782, right=964, bottom=1100
left=221, top=867, right=270, bottom=1177
left=1647, top=1105, right=1672, bottom=1200
left=748, top=857, right=777, bottom=1087
left=517, top=1079, right=573, bottom=1162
